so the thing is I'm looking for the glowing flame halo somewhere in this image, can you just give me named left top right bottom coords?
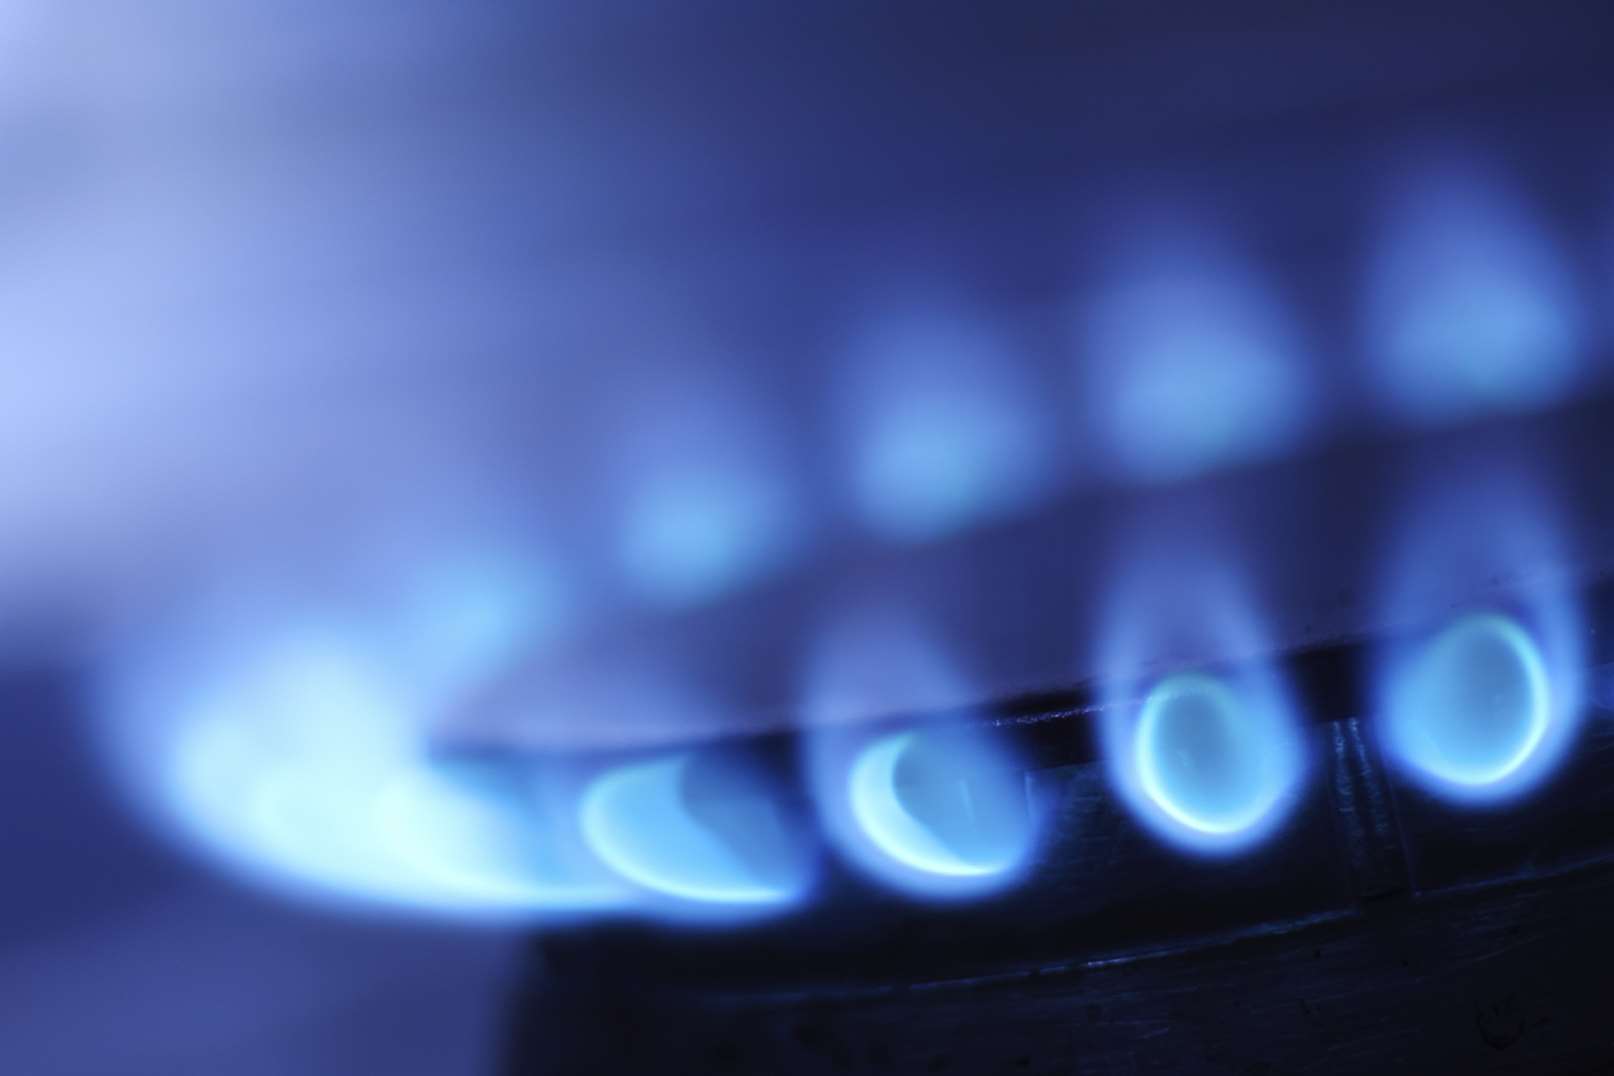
left=94, top=563, right=634, bottom=921
left=1372, top=459, right=1584, bottom=805
left=1094, top=525, right=1308, bottom=855
left=579, top=751, right=815, bottom=914
left=802, top=603, right=1038, bottom=899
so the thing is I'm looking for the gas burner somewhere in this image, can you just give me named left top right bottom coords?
left=30, top=6, right=1614, bottom=1072
left=495, top=630, right=1614, bottom=1074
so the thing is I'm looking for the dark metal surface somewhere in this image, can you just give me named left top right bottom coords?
left=509, top=860, right=1614, bottom=1074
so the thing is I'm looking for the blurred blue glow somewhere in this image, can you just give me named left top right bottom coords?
left=1367, top=152, right=1584, bottom=424
left=842, top=308, right=1055, bottom=542
left=618, top=470, right=798, bottom=606
left=1095, top=527, right=1307, bottom=854
left=373, top=764, right=625, bottom=911
left=1082, top=220, right=1312, bottom=482
left=1383, top=613, right=1549, bottom=789
left=97, top=580, right=633, bottom=921
left=844, top=728, right=1034, bottom=896
left=1133, top=673, right=1291, bottom=837
left=162, top=630, right=425, bottom=902
left=1372, top=460, right=1584, bottom=805
left=802, top=601, right=976, bottom=726
left=171, top=635, right=627, bottom=918
left=579, top=753, right=811, bottom=911
left=387, top=548, right=570, bottom=701
left=608, top=360, right=803, bottom=607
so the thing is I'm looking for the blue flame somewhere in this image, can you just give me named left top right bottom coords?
left=840, top=307, right=1056, bottom=542
left=372, top=760, right=629, bottom=913
left=151, top=631, right=625, bottom=918
left=1366, top=150, right=1584, bottom=424
left=95, top=562, right=634, bottom=921
left=801, top=601, right=977, bottom=725
left=384, top=548, right=569, bottom=695
left=803, top=604, right=1036, bottom=897
left=1382, top=613, right=1550, bottom=790
left=1372, top=462, right=1583, bottom=804
left=579, top=753, right=813, bottom=913
left=618, top=468, right=799, bottom=607
left=608, top=360, right=803, bottom=607
left=1133, top=673, right=1294, bottom=837
left=1080, top=215, right=1313, bottom=482
left=1095, top=527, right=1307, bottom=854
left=842, top=727, right=1034, bottom=896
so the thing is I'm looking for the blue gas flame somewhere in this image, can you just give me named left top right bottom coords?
left=607, top=360, right=803, bottom=607
left=1382, top=613, right=1550, bottom=789
left=1366, top=149, right=1585, bottom=425
left=131, top=627, right=627, bottom=918
left=838, top=306, right=1057, bottom=542
left=1079, top=211, right=1313, bottom=482
left=579, top=752, right=814, bottom=913
left=844, top=727, right=1034, bottom=894
left=1132, top=672, right=1298, bottom=838
left=803, top=604, right=1037, bottom=898
left=617, top=469, right=800, bottom=608
left=373, top=763, right=627, bottom=913
left=1095, top=525, right=1308, bottom=854
left=95, top=557, right=633, bottom=921
left=1372, top=459, right=1583, bottom=804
